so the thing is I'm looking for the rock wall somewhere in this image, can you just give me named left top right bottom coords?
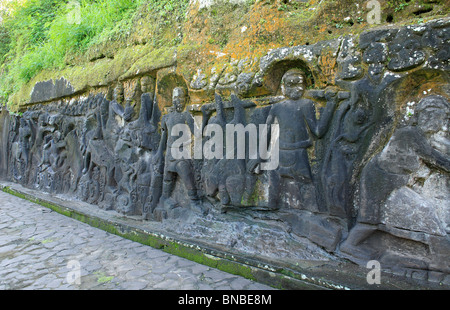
left=0, top=18, right=449, bottom=284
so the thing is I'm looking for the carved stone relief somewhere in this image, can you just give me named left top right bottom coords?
left=0, top=19, right=449, bottom=283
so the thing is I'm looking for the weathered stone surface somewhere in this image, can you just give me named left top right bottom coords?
left=190, top=0, right=248, bottom=10
left=29, top=78, right=75, bottom=104
left=383, top=186, right=448, bottom=236
left=0, top=19, right=449, bottom=286
left=0, top=190, right=273, bottom=290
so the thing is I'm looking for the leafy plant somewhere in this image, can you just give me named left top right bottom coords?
left=395, top=2, right=410, bottom=12
left=95, top=271, right=114, bottom=284
left=0, top=0, right=190, bottom=109
left=0, top=25, right=11, bottom=64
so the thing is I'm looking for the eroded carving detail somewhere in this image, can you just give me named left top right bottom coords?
left=1, top=20, right=449, bottom=283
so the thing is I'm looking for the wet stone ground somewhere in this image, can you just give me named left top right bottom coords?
left=0, top=191, right=274, bottom=290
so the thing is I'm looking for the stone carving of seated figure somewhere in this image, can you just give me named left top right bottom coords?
left=341, top=95, right=450, bottom=271
left=358, top=95, right=450, bottom=230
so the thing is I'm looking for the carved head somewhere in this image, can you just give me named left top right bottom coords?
left=53, top=130, right=62, bottom=142
left=415, top=96, right=449, bottom=134
left=38, top=113, right=47, bottom=126
left=172, top=87, right=187, bottom=113
left=235, top=73, right=254, bottom=96
left=281, top=69, right=306, bottom=100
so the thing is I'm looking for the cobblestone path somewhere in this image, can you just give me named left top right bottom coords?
left=0, top=191, right=273, bottom=290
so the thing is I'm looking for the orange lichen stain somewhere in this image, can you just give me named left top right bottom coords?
left=390, top=69, right=450, bottom=118
left=318, top=25, right=327, bottom=33
left=318, top=51, right=338, bottom=86
left=172, top=0, right=380, bottom=106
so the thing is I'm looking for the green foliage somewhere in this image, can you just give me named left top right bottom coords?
left=6, top=0, right=61, bottom=45
left=0, top=25, right=10, bottom=64
left=0, top=0, right=190, bottom=108
left=395, top=2, right=410, bottom=12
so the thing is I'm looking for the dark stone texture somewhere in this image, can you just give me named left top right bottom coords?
left=1, top=19, right=449, bottom=286
left=29, top=78, right=76, bottom=104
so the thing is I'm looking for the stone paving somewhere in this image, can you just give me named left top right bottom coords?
left=0, top=191, right=274, bottom=290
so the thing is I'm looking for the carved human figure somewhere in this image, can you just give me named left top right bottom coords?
left=82, top=96, right=109, bottom=175
left=358, top=95, right=450, bottom=225
left=31, top=112, right=55, bottom=186
left=15, top=117, right=32, bottom=180
left=204, top=93, right=257, bottom=208
left=143, top=154, right=164, bottom=219
left=340, top=95, right=450, bottom=269
left=33, top=113, right=54, bottom=164
left=87, top=166, right=101, bottom=204
left=39, top=130, right=66, bottom=171
left=227, top=94, right=259, bottom=207
left=154, top=87, right=207, bottom=215
left=129, top=93, right=159, bottom=151
left=249, top=68, right=338, bottom=210
left=321, top=98, right=373, bottom=219
left=201, top=94, right=227, bottom=204
left=104, top=90, right=133, bottom=152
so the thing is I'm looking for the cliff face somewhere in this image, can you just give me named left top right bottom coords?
left=0, top=0, right=449, bottom=288
left=3, top=0, right=448, bottom=110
